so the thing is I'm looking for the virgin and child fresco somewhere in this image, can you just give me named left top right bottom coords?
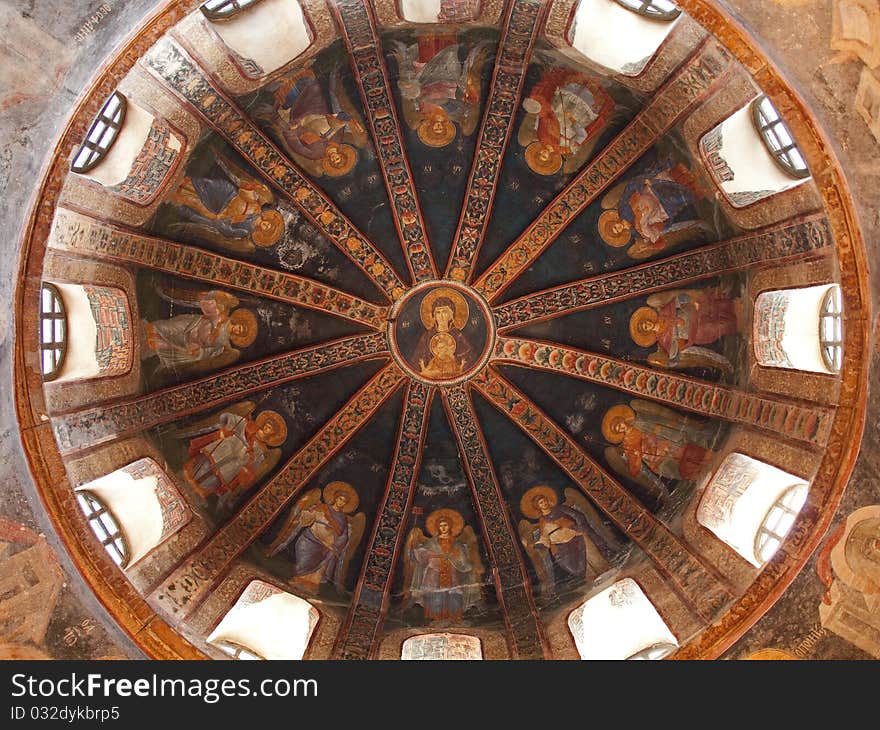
left=391, top=285, right=491, bottom=383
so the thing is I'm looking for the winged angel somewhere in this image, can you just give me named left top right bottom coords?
left=518, top=486, right=614, bottom=597
left=402, top=508, right=483, bottom=622
left=264, top=482, right=365, bottom=594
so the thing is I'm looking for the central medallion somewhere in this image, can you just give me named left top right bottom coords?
left=388, top=281, right=495, bottom=386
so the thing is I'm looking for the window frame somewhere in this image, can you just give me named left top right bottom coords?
left=612, top=0, right=681, bottom=21
left=754, top=483, right=809, bottom=565
left=750, top=95, right=810, bottom=181
left=200, top=0, right=264, bottom=21
left=819, top=285, right=843, bottom=374
left=71, top=92, right=127, bottom=175
left=626, top=641, right=678, bottom=660
left=40, top=283, right=67, bottom=381
left=212, top=639, right=266, bottom=660
left=76, top=489, right=130, bottom=568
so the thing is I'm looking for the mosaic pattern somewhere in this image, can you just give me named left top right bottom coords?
left=82, top=285, right=132, bottom=376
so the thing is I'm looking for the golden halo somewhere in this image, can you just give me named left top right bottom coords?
left=417, top=112, right=456, bottom=148
left=525, top=141, right=563, bottom=176
left=420, top=287, right=469, bottom=330
left=743, top=649, right=797, bottom=660
left=425, top=508, right=465, bottom=538
left=602, top=404, right=636, bottom=444
left=321, top=143, right=357, bottom=177
left=520, top=485, right=559, bottom=520
left=229, top=308, right=258, bottom=348
left=598, top=209, right=633, bottom=247
left=629, top=307, right=660, bottom=348
left=254, top=410, right=287, bottom=447
left=252, top=209, right=284, bottom=248
left=323, top=481, right=359, bottom=513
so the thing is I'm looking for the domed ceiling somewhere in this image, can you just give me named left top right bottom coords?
left=13, top=0, right=869, bottom=660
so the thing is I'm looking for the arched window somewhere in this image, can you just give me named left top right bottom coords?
left=201, top=0, right=263, bottom=20
left=40, top=284, right=67, bottom=381
left=74, top=458, right=191, bottom=568
left=399, top=0, right=481, bottom=23
left=753, top=284, right=843, bottom=374
left=401, top=633, right=483, bottom=660
left=819, top=285, right=844, bottom=373
left=568, top=578, right=679, bottom=660
left=76, top=490, right=129, bottom=568
left=612, top=0, right=681, bottom=21
left=697, top=453, right=809, bottom=567
left=71, top=92, right=127, bottom=174
left=754, top=483, right=809, bottom=565
left=568, top=0, right=681, bottom=76
left=751, top=95, right=810, bottom=180
left=207, top=580, right=319, bottom=660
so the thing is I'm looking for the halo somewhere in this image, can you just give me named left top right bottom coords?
left=252, top=209, right=284, bottom=248
left=520, top=485, right=558, bottom=520
left=601, top=404, right=636, bottom=444
left=322, top=481, right=359, bottom=513
left=524, top=141, right=563, bottom=176
left=629, top=306, right=660, bottom=348
left=598, top=209, right=632, bottom=247
left=425, top=508, right=465, bottom=538
left=254, top=410, right=287, bottom=447
left=229, top=308, right=258, bottom=348
left=322, top=143, right=357, bottom=177
left=417, top=112, right=456, bottom=148
left=420, top=287, right=469, bottom=330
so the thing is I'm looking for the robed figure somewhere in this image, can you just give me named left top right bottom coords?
left=410, top=287, right=474, bottom=379
left=264, top=482, right=365, bottom=593
left=403, top=509, right=484, bottom=622
left=518, top=486, right=614, bottom=597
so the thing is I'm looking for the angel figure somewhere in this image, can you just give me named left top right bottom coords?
left=390, top=35, right=492, bottom=147
left=602, top=400, right=716, bottom=505
left=518, top=68, right=615, bottom=176
left=254, top=66, right=368, bottom=178
left=403, top=508, right=483, bottom=622
left=176, top=400, right=287, bottom=508
left=140, top=286, right=258, bottom=376
left=166, top=150, right=285, bottom=254
left=598, top=157, right=713, bottom=259
left=629, top=286, right=742, bottom=374
left=518, top=486, right=613, bottom=597
left=264, top=482, right=366, bottom=594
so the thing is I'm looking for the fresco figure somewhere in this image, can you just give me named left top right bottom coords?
left=390, top=35, right=492, bottom=147
left=629, top=286, right=742, bottom=373
left=141, top=288, right=258, bottom=376
left=518, top=69, right=614, bottom=176
left=257, top=66, right=367, bottom=178
left=176, top=400, right=287, bottom=508
left=265, top=482, right=366, bottom=593
left=602, top=400, right=715, bottom=503
left=411, top=288, right=474, bottom=379
left=167, top=152, right=285, bottom=254
left=403, top=508, right=483, bottom=622
left=518, top=486, right=612, bottom=597
left=598, top=157, right=712, bottom=259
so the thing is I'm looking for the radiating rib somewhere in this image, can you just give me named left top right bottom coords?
left=51, top=333, right=389, bottom=455
left=150, top=362, right=406, bottom=617
left=334, top=383, right=434, bottom=660
left=331, top=0, right=438, bottom=283
left=444, top=0, right=549, bottom=282
left=442, top=385, right=547, bottom=659
left=50, top=207, right=389, bottom=330
left=493, top=215, right=833, bottom=330
left=472, top=368, right=733, bottom=623
left=474, top=38, right=734, bottom=302
left=495, top=337, right=834, bottom=447
left=142, top=37, right=406, bottom=301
